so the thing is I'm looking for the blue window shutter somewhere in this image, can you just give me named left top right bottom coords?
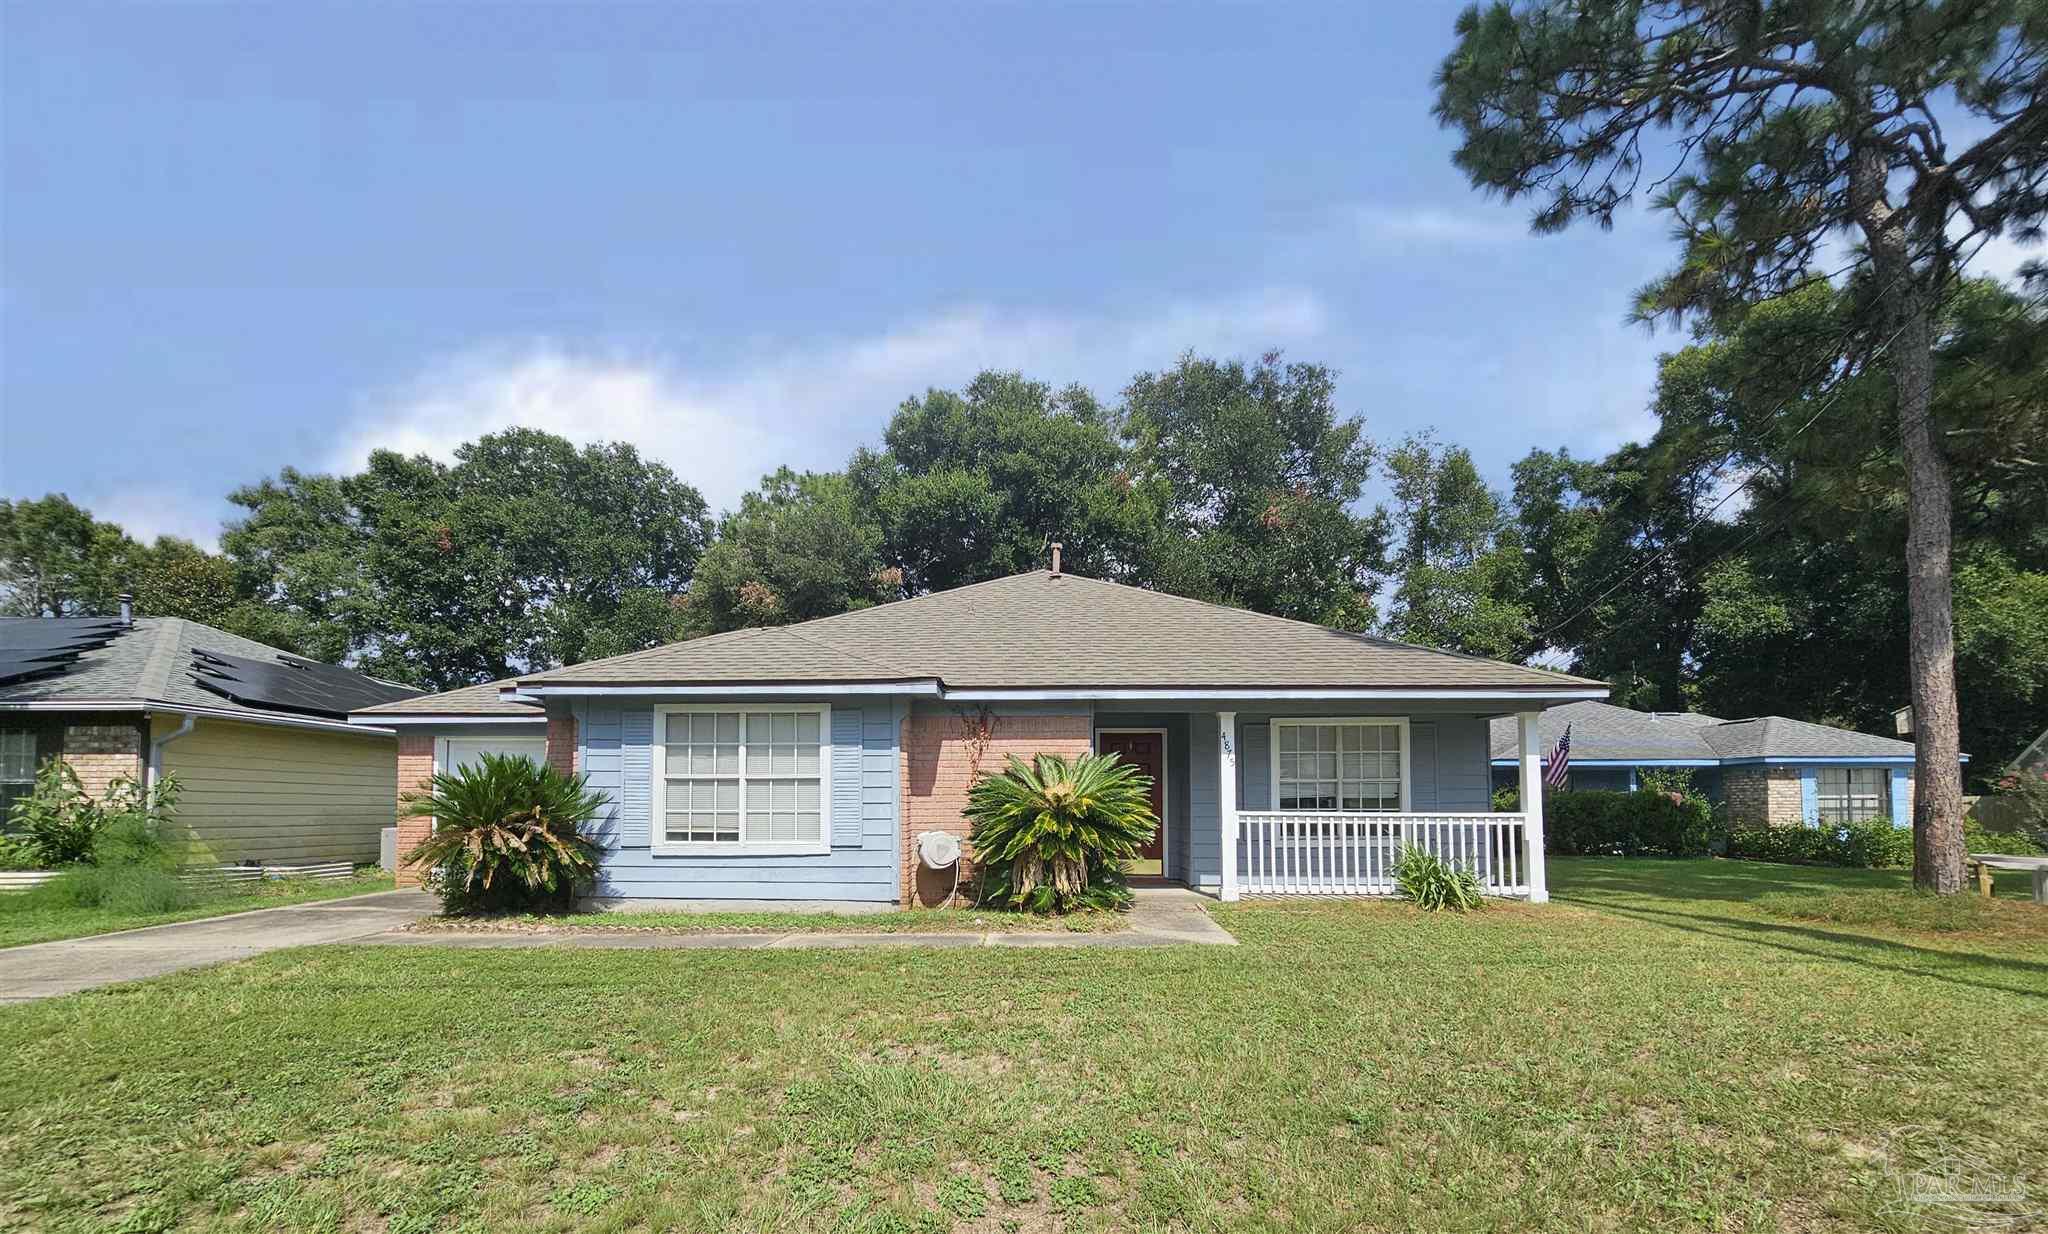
left=619, top=707, right=653, bottom=847
left=831, top=707, right=863, bottom=847
left=1799, top=767, right=1819, bottom=827
left=1890, top=768, right=1911, bottom=828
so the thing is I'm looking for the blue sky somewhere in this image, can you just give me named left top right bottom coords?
left=6, top=3, right=2030, bottom=547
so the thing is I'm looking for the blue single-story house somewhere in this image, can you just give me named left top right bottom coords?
left=1486, top=700, right=1947, bottom=828
left=354, top=567, right=1608, bottom=907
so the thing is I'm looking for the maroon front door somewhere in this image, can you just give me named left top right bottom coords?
left=1098, top=730, right=1166, bottom=877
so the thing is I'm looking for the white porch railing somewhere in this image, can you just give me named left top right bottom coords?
left=1237, top=812, right=1529, bottom=897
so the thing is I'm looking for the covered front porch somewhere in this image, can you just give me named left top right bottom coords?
left=1088, top=703, right=1553, bottom=902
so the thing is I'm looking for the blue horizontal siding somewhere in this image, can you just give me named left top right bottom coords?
left=577, top=697, right=902, bottom=904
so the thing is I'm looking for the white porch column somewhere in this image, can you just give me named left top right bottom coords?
left=1218, top=710, right=1240, bottom=902
left=1517, top=710, right=1549, bottom=903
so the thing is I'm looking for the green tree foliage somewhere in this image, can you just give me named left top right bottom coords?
left=226, top=429, right=712, bottom=688
left=1123, top=353, right=1387, bottom=629
left=850, top=371, right=1156, bottom=593
left=0, top=494, right=316, bottom=653
left=1433, top=0, right=2048, bottom=889
left=1379, top=434, right=1532, bottom=658
left=0, top=495, right=140, bottom=617
left=682, top=468, right=897, bottom=636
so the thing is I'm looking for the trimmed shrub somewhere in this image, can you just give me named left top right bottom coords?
left=1725, top=819, right=1912, bottom=868
left=966, top=752, right=1157, bottom=914
left=402, top=753, right=607, bottom=915
left=1544, top=788, right=1717, bottom=857
left=1392, top=845, right=1484, bottom=911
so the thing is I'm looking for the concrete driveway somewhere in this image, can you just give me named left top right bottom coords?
left=0, top=889, right=436, bottom=1004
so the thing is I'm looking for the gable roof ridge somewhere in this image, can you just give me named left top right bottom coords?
left=1051, top=571, right=1602, bottom=685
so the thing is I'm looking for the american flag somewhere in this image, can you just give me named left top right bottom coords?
left=1543, top=724, right=1572, bottom=789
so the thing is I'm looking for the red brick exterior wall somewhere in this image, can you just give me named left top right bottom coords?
left=900, top=709, right=1092, bottom=907
left=547, top=711, right=578, bottom=776
left=394, top=733, right=436, bottom=888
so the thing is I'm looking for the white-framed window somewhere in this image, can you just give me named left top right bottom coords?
left=1817, top=766, right=1888, bottom=824
left=434, top=736, right=548, bottom=776
left=652, top=704, right=831, bottom=854
left=1271, top=718, right=1409, bottom=812
left=0, top=729, right=36, bottom=821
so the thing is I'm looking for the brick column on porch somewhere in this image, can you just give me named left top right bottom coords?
left=900, top=710, right=1092, bottom=907
left=393, top=732, right=436, bottom=888
left=546, top=710, right=578, bottom=776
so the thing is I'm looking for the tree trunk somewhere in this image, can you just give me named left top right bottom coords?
left=1852, top=147, right=1965, bottom=893
left=1889, top=289, right=1966, bottom=893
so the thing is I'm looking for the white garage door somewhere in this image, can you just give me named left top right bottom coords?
left=441, top=737, right=548, bottom=773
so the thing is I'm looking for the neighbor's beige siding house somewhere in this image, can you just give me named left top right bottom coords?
left=354, top=568, right=1609, bottom=908
left=0, top=611, right=419, bottom=866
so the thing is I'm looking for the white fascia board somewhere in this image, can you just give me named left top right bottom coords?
left=349, top=713, right=546, bottom=727
left=0, top=699, right=395, bottom=738
left=1723, top=754, right=1941, bottom=765
left=942, top=686, right=1611, bottom=702
left=508, top=681, right=943, bottom=699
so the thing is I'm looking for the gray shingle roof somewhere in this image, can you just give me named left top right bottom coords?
left=1697, top=715, right=1921, bottom=760
left=0, top=617, right=418, bottom=725
left=352, top=676, right=542, bottom=718
left=511, top=570, right=1601, bottom=692
left=1487, top=700, right=1922, bottom=762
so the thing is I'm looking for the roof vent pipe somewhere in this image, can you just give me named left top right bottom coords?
left=118, top=593, right=133, bottom=626
left=1050, top=542, right=1063, bottom=576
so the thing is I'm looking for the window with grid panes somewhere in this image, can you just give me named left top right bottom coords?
left=1273, top=720, right=1404, bottom=812
left=655, top=708, right=826, bottom=848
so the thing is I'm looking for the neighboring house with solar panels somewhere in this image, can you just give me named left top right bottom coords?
left=0, top=606, right=420, bottom=867
left=1485, top=700, right=1960, bottom=829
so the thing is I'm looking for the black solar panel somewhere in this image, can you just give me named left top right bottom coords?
left=188, top=648, right=421, bottom=718
left=0, top=617, right=130, bottom=687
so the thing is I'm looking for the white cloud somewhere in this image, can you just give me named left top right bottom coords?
left=1346, top=204, right=1525, bottom=249
left=331, top=289, right=1330, bottom=514
left=1966, top=229, right=2044, bottom=285
left=89, top=486, right=225, bottom=551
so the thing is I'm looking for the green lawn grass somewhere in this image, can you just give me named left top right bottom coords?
left=1, top=857, right=2043, bottom=1232
left=411, top=906, right=1126, bottom=935
left=0, top=868, right=396, bottom=949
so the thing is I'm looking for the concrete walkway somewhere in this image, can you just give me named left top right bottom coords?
left=0, top=889, right=437, bottom=1004
left=365, top=886, right=1238, bottom=952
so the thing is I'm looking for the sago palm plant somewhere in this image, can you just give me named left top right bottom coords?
left=965, top=752, right=1158, bottom=914
left=402, top=752, right=607, bottom=914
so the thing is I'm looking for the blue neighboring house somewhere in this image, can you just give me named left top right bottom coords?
left=1486, top=700, right=1951, bottom=829
left=354, top=568, right=1613, bottom=908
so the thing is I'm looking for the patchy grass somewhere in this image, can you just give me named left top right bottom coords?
left=0, top=858, right=2042, bottom=1232
left=0, top=869, right=396, bottom=949
left=411, top=905, right=1127, bottom=935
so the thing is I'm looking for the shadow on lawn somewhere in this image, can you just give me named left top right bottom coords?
left=1554, top=861, right=2048, bottom=998
left=1553, top=857, right=1907, bottom=904
left=1582, top=900, right=2048, bottom=999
